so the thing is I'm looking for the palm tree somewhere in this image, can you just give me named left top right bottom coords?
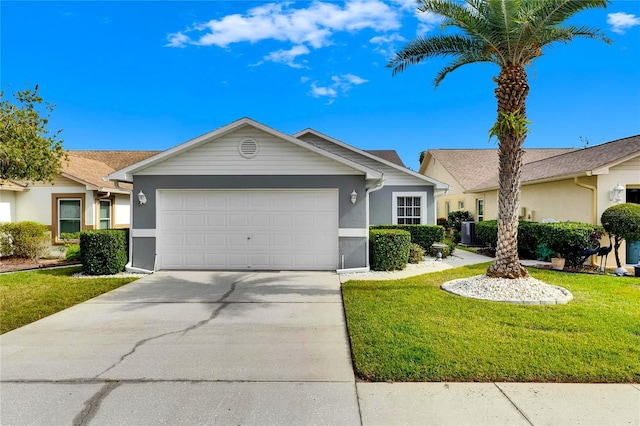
left=389, top=0, right=610, bottom=279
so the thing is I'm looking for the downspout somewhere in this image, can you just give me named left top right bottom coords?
left=365, top=176, right=385, bottom=269
left=114, top=181, right=153, bottom=274
left=574, top=177, right=598, bottom=267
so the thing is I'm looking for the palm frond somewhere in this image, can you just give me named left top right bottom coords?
left=433, top=53, right=494, bottom=87
left=387, top=34, right=489, bottom=76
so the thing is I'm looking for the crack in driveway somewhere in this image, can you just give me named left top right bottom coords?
left=72, top=382, right=120, bottom=426
left=95, top=274, right=255, bottom=379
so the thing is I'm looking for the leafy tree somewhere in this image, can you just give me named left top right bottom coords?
left=388, top=0, right=609, bottom=279
left=0, top=86, right=66, bottom=184
left=601, top=203, right=640, bottom=268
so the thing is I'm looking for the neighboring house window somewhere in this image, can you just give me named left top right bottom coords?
left=445, top=201, right=451, bottom=217
left=59, top=199, right=81, bottom=234
left=52, top=193, right=86, bottom=243
left=392, top=192, right=427, bottom=225
left=458, top=201, right=465, bottom=209
left=99, top=200, right=111, bottom=229
left=476, top=199, right=484, bottom=222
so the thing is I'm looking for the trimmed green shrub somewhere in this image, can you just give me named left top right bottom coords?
left=475, top=220, right=602, bottom=265
left=475, top=220, right=498, bottom=247
left=516, top=221, right=545, bottom=259
left=447, top=210, right=474, bottom=232
left=80, top=230, right=128, bottom=275
left=0, top=221, right=50, bottom=261
left=601, top=203, right=640, bottom=267
left=539, top=222, right=604, bottom=268
left=65, top=244, right=81, bottom=261
left=370, top=225, right=445, bottom=251
left=408, top=243, right=425, bottom=264
left=370, top=229, right=411, bottom=271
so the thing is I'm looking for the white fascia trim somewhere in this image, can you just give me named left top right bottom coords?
left=338, top=228, right=368, bottom=237
left=108, top=117, right=382, bottom=182
left=293, top=128, right=449, bottom=190
left=392, top=191, right=428, bottom=225
left=336, top=267, right=370, bottom=274
left=131, top=228, right=156, bottom=238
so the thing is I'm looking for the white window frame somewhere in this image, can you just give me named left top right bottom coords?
left=392, top=192, right=427, bottom=225
left=458, top=201, right=465, bottom=209
left=445, top=201, right=451, bottom=217
left=99, top=199, right=112, bottom=229
left=58, top=198, right=82, bottom=237
left=476, top=198, right=484, bottom=222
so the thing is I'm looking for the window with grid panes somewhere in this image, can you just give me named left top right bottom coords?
left=396, top=196, right=422, bottom=224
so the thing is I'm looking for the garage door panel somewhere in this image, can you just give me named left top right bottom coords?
left=229, top=214, right=249, bottom=227
left=206, top=254, right=226, bottom=267
left=158, top=190, right=338, bottom=270
left=207, top=214, right=226, bottom=227
left=228, top=254, right=249, bottom=266
left=250, top=214, right=270, bottom=227
left=228, top=234, right=250, bottom=248
left=184, top=253, right=206, bottom=267
left=162, top=214, right=184, bottom=227
left=184, top=214, right=205, bottom=227
left=272, top=215, right=293, bottom=227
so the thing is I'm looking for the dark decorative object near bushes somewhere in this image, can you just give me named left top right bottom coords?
left=80, top=230, right=128, bottom=275
left=369, top=229, right=411, bottom=271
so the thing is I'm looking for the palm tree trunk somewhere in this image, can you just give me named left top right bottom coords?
left=486, top=65, right=529, bottom=279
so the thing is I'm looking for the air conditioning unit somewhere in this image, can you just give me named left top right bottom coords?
left=461, top=221, right=481, bottom=246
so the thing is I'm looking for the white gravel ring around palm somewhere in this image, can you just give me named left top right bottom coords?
left=441, top=275, right=573, bottom=305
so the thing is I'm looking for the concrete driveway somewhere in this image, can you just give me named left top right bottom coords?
left=0, top=271, right=360, bottom=425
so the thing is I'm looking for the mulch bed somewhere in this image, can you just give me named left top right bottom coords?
left=0, top=256, right=81, bottom=273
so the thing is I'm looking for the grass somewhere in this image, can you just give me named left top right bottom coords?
left=342, top=263, right=640, bottom=383
left=0, top=267, right=139, bottom=334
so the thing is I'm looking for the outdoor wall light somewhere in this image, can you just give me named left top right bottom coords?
left=137, top=190, right=147, bottom=205
left=609, top=183, right=624, bottom=203
left=350, top=190, right=358, bottom=204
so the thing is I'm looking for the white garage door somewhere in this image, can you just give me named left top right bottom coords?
left=158, top=190, right=339, bottom=270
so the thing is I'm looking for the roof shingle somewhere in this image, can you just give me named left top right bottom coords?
left=428, top=148, right=575, bottom=191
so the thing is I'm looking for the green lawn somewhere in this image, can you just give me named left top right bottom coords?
left=342, top=263, right=640, bottom=383
left=0, top=267, right=139, bottom=334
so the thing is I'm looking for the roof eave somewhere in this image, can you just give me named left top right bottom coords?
left=294, top=129, right=448, bottom=189
left=108, top=118, right=380, bottom=180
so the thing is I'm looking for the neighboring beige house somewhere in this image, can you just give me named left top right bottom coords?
left=420, top=135, right=640, bottom=267
left=0, top=151, right=158, bottom=245
left=419, top=148, right=575, bottom=221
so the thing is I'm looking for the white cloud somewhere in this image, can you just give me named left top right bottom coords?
left=370, top=34, right=405, bottom=44
left=262, top=45, right=310, bottom=68
left=607, top=12, right=640, bottom=34
left=310, top=83, right=338, bottom=98
left=169, top=0, right=400, bottom=49
left=309, top=73, right=368, bottom=101
left=416, top=11, right=441, bottom=35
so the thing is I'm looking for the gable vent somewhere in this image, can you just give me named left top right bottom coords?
left=238, top=138, right=259, bottom=158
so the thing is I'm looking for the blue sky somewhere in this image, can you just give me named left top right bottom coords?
left=3, top=1, right=639, bottom=170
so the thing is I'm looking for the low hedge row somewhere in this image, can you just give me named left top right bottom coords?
left=369, top=225, right=445, bottom=251
left=370, top=229, right=411, bottom=271
left=475, top=220, right=604, bottom=267
left=0, top=221, right=50, bottom=261
left=80, top=229, right=128, bottom=275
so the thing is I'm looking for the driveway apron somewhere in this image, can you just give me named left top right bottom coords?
left=0, top=271, right=360, bottom=425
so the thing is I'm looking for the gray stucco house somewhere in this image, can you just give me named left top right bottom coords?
left=108, top=118, right=448, bottom=273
